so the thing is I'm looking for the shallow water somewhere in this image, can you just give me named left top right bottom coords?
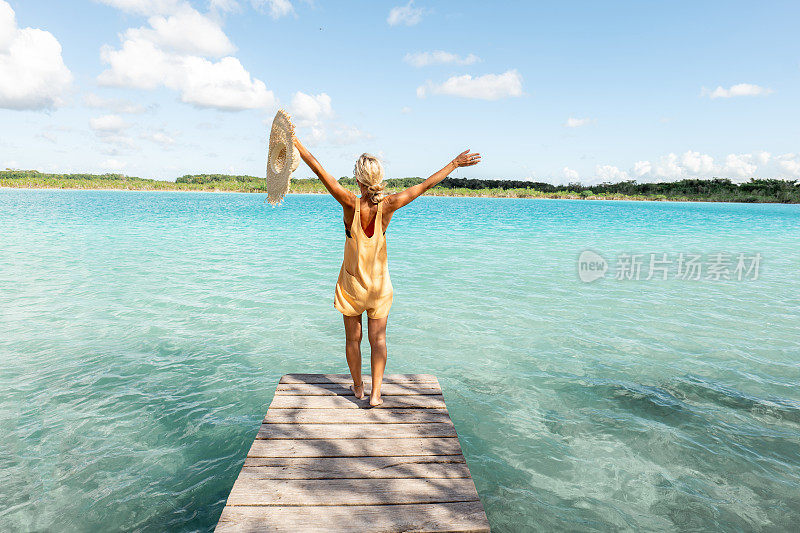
left=1, top=189, right=799, bottom=532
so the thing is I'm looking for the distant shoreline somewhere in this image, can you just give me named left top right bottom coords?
left=0, top=183, right=693, bottom=202
left=5, top=184, right=800, bottom=204
left=2, top=171, right=799, bottom=203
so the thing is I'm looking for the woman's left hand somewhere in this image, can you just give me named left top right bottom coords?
left=453, top=149, right=481, bottom=168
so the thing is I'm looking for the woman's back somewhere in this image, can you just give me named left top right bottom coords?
left=343, top=197, right=391, bottom=238
left=335, top=197, right=393, bottom=319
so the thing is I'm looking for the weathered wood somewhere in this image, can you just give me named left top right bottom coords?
left=248, top=437, right=464, bottom=458
left=275, top=382, right=443, bottom=396
left=216, top=374, right=489, bottom=532
left=279, top=373, right=439, bottom=384
left=225, top=477, right=482, bottom=506
left=263, top=408, right=451, bottom=424
left=216, top=501, right=491, bottom=533
left=269, top=394, right=446, bottom=410
left=240, top=456, right=471, bottom=479
left=256, top=422, right=457, bottom=439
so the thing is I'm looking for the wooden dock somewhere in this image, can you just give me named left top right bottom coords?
left=215, top=374, right=490, bottom=532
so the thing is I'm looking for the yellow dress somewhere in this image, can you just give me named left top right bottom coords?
left=334, top=197, right=393, bottom=319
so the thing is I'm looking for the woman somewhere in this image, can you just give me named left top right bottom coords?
left=293, top=137, right=481, bottom=406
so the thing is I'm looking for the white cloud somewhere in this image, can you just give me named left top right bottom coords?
left=89, top=114, right=136, bottom=151
left=214, top=0, right=294, bottom=17
left=776, top=154, right=800, bottom=176
left=680, top=150, right=715, bottom=174
left=653, top=153, right=682, bottom=178
left=288, top=91, right=369, bottom=146
left=36, top=130, right=58, bottom=143
left=0, top=1, right=73, bottom=110
left=290, top=91, right=333, bottom=125
left=99, top=38, right=169, bottom=90
left=175, top=56, right=274, bottom=110
left=101, top=158, right=127, bottom=171
left=704, top=83, right=773, bottom=99
left=0, top=1, right=13, bottom=50
left=755, top=151, right=771, bottom=166
left=562, top=167, right=579, bottom=181
left=387, top=1, right=424, bottom=26
left=595, top=164, right=629, bottom=183
left=401, top=106, right=412, bottom=114
left=84, top=93, right=147, bottom=114
left=210, top=0, right=240, bottom=11
left=403, top=50, right=479, bottom=67
left=90, top=114, right=130, bottom=132
left=251, top=0, right=294, bottom=19
left=304, top=125, right=325, bottom=145
left=417, top=69, right=523, bottom=100
left=634, top=152, right=714, bottom=181
left=95, top=0, right=181, bottom=15
left=99, top=136, right=137, bottom=151
left=631, top=152, right=716, bottom=181
left=722, top=153, right=757, bottom=178
left=633, top=160, right=652, bottom=177
left=127, top=6, right=236, bottom=57
left=620, top=150, right=800, bottom=183
left=564, top=117, right=594, bottom=128
left=97, top=3, right=275, bottom=111
left=329, top=125, right=372, bottom=145
left=141, top=131, right=175, bottom=146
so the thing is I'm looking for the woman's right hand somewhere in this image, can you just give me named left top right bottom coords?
left=453, top=149, right=481, bottom=168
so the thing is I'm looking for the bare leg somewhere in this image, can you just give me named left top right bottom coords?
left=343, top=314, right=364, bottom=399
left=367, top=315, right=388, bottom=406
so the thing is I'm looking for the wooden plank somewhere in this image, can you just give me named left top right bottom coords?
left=263, top=408, right=451, bottom=424
left=280, top=373, right=439, bottom=385
left=216, top=501, right=491, bottom=533
left=224, top=477, right=481, bottom=506
left=247, top=437, right=464, bottom=458
left=275, top=382, right=442, bottom=396
left=216, top=375, right=490, bottom=532
left=269, top=394, right=446, bottom=410
left=256, top=423, right=457, bottom=439
left=240, top=456, right=471, bottom=479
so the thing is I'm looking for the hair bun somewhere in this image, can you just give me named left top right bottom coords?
left=354, top=153, right=386, bottom=204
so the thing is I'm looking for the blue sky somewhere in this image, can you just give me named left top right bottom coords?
left=1, top=0, right=799, bottom=183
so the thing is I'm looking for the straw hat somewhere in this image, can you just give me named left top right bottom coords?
left=266, top=109, right=300, bottom=205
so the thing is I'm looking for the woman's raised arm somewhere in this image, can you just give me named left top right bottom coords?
left=385, top=149, right=481, bottom=212
left=293, top=137, right=355, bottom=207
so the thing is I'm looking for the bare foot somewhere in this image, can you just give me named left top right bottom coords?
left=369, top=393, right=383, bottom=407
left=350, top=381, right=364, bottom=399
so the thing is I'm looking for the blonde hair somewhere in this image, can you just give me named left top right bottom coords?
left=353, top=153, right=386, bottom=204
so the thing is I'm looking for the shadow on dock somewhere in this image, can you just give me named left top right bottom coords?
left=214, top=374, right=490, bottom=532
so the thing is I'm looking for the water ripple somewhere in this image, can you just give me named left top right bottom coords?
left=1, top=190, right=799, bottom=531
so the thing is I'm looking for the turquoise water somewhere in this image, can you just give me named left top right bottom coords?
left=1, top=188, right=799, bottom=532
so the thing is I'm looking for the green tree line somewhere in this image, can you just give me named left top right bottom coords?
left=3, top=169, right=799, bottom=203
